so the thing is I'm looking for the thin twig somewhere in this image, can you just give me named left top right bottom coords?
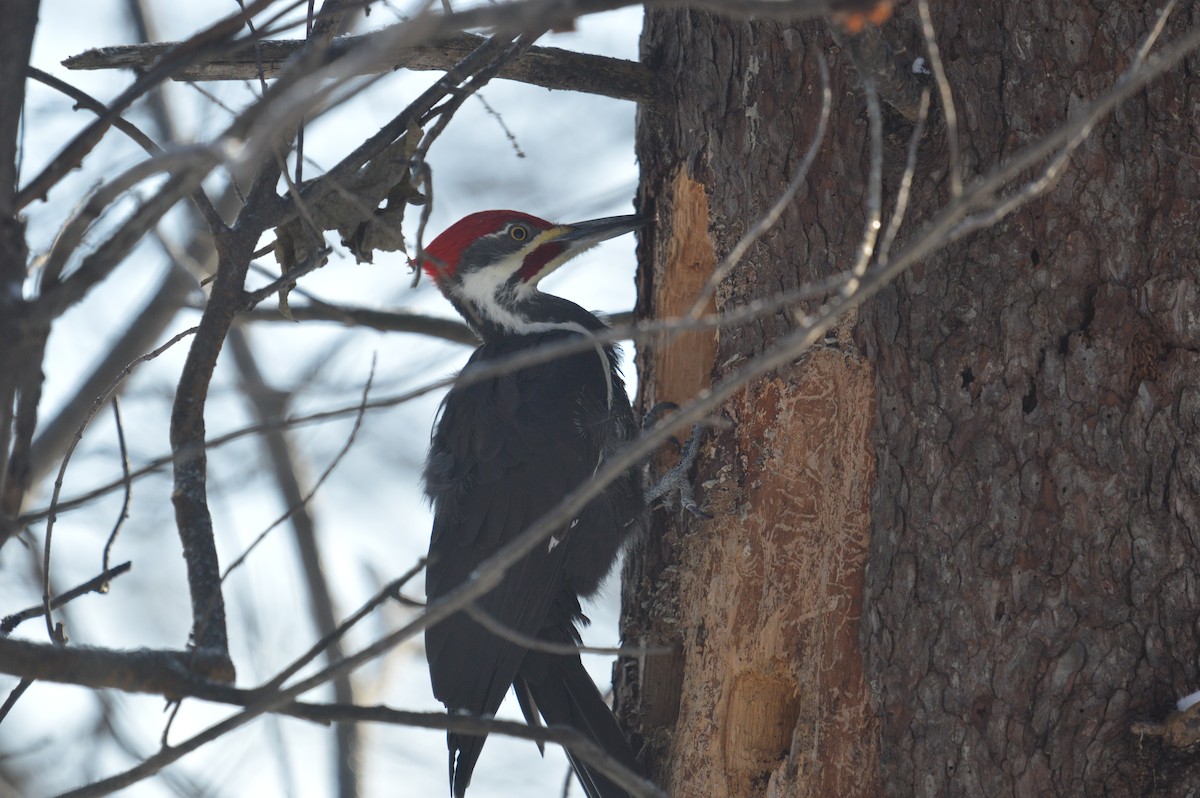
left=463, top=603, right=673, bottom=658
left=241, top=248, right=332, bottom=307
left=218, top=356, right=375, bottom=582
left=918, top=0, right=961, bottom=197
left=877, top=89, right=931, bottom=265
left=39, top=327, right=197, bottom=640
left=0, top=679, right=32, bottom=725
left=25, top=67, right=224, bottom=231
left=15, top=273, right=899, bottom=525
left=686, top=54, right=831, bottom=319
left=38, top=145, right=227, bottom=288
left=102, top=399, right=131, bottom=576
left=265, top=557, right=428, bottom=692
left=1135, top=0, right=1178, bottom=67
left=237, top=301, right=479, bottom=344
left=27, top=67, right=162, bottom=154
left=842, top=74, right=883, bottom=295
left=1, top=562, right=132, bottom=635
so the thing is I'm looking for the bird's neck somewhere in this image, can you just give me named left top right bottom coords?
left=455, top=290, right=610, bottom=345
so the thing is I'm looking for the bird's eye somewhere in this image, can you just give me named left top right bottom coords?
left=509, top=225, right=528, bottom=242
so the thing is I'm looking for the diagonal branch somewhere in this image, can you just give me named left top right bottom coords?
left=0, top=0, right=41, bottom=547
left=64, top=33, right=655, bottom=101
left=16, top=0, right=284, bottom=210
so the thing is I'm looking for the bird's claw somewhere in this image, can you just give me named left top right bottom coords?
left=645, top=422, right=712, bottom=519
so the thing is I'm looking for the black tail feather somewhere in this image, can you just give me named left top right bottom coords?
left=520, top=645, right=640, bottom=798
left=449, top=731, right=485, bottom=798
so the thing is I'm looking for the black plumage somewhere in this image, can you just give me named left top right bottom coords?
left=419, top=211, right=646, bottom=797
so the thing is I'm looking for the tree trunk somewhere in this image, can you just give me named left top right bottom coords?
left=620, top=9, right=882, bottom=798
left=620, top=3, right=1200, bottom=797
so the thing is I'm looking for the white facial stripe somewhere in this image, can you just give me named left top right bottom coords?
left=454, top=251, right=523, bottom=329
left=451, top=274, right=616, bottom=406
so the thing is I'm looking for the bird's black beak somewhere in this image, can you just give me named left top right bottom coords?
left=555, top=214, right=645, bottom=249
left=516, top=214, right=644, bottom=287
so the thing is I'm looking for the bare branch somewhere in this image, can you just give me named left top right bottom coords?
left=101, top=399, right=131, bottom=575
left=25, top=66, right=224, bottom=230
left=0, top=625, right=657, bottom=794
left=265, top=558, right=427, bottom=691
left=16, top=0, right=285, bottom=210
left=1136, top=0, right=1178, bottom=65
left=0, top=679, right=32, bottom=726
left=877, top=90, right=931, bottom=264
left=66, top=33, right=654, bottom=102
left=38, top=144, right=228, bottom=290
left=33, top=161, right=225, bottom=321
left=242, top=248, right=332, bottom=308
left=2, top=562, right=133, bottom=635
left=16, top=281, right=869, bottom=526
left=917, top=0, right=961, bottom=197
left=218, top=355, right=373, bottom=582
left=27, top=67, right=161, bottom=154
left=463, top=602, right=673, bottom=658
left=238, top=302, right=479, bottom=343
left=843, top=74, right=883, bottom=294
left=686, top=55, right=832, bottom=318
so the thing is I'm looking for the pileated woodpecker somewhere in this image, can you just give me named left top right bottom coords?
left=418, top=210, right=645, bottom=798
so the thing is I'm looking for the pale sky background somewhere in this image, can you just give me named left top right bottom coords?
left=3, top=2, right=644, bottom=795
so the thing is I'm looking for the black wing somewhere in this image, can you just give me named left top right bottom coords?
left=423, top=332, right=627, bottom=796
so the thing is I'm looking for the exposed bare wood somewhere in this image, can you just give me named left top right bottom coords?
left=623, top=15, right=883, bottom=795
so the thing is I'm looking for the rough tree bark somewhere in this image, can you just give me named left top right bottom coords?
left=620, top=3, right=1200, bottom=797
left=621, top=10, right=881, bottom=798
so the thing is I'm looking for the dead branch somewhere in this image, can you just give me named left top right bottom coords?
left=0, top=1, right=41, bottom=547
left=238, top=302, right=479, bottom=343
left=225, top=330, right=361, bottom=798
left=1, top=561, right=133, bottom=635
left=15, top=0, right=281, bottom=211
left=0, top=637, right=241, bottom=700
left=38, top=326, right=196, bottom=641
left=0, top=557, right=660, bottom=798
left=917, top=0, right=961, bottom=197
left=464, top=603, right=673, bottom=658
left=65, top=33, right=654, bottom=102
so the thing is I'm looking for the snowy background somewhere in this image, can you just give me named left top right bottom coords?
left=2, top=1, right=643, bottom=795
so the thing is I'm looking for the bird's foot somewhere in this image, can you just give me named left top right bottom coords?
left=642, top=401, right=681, bottom=433
left=645, top=422, right=712, bottom=519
